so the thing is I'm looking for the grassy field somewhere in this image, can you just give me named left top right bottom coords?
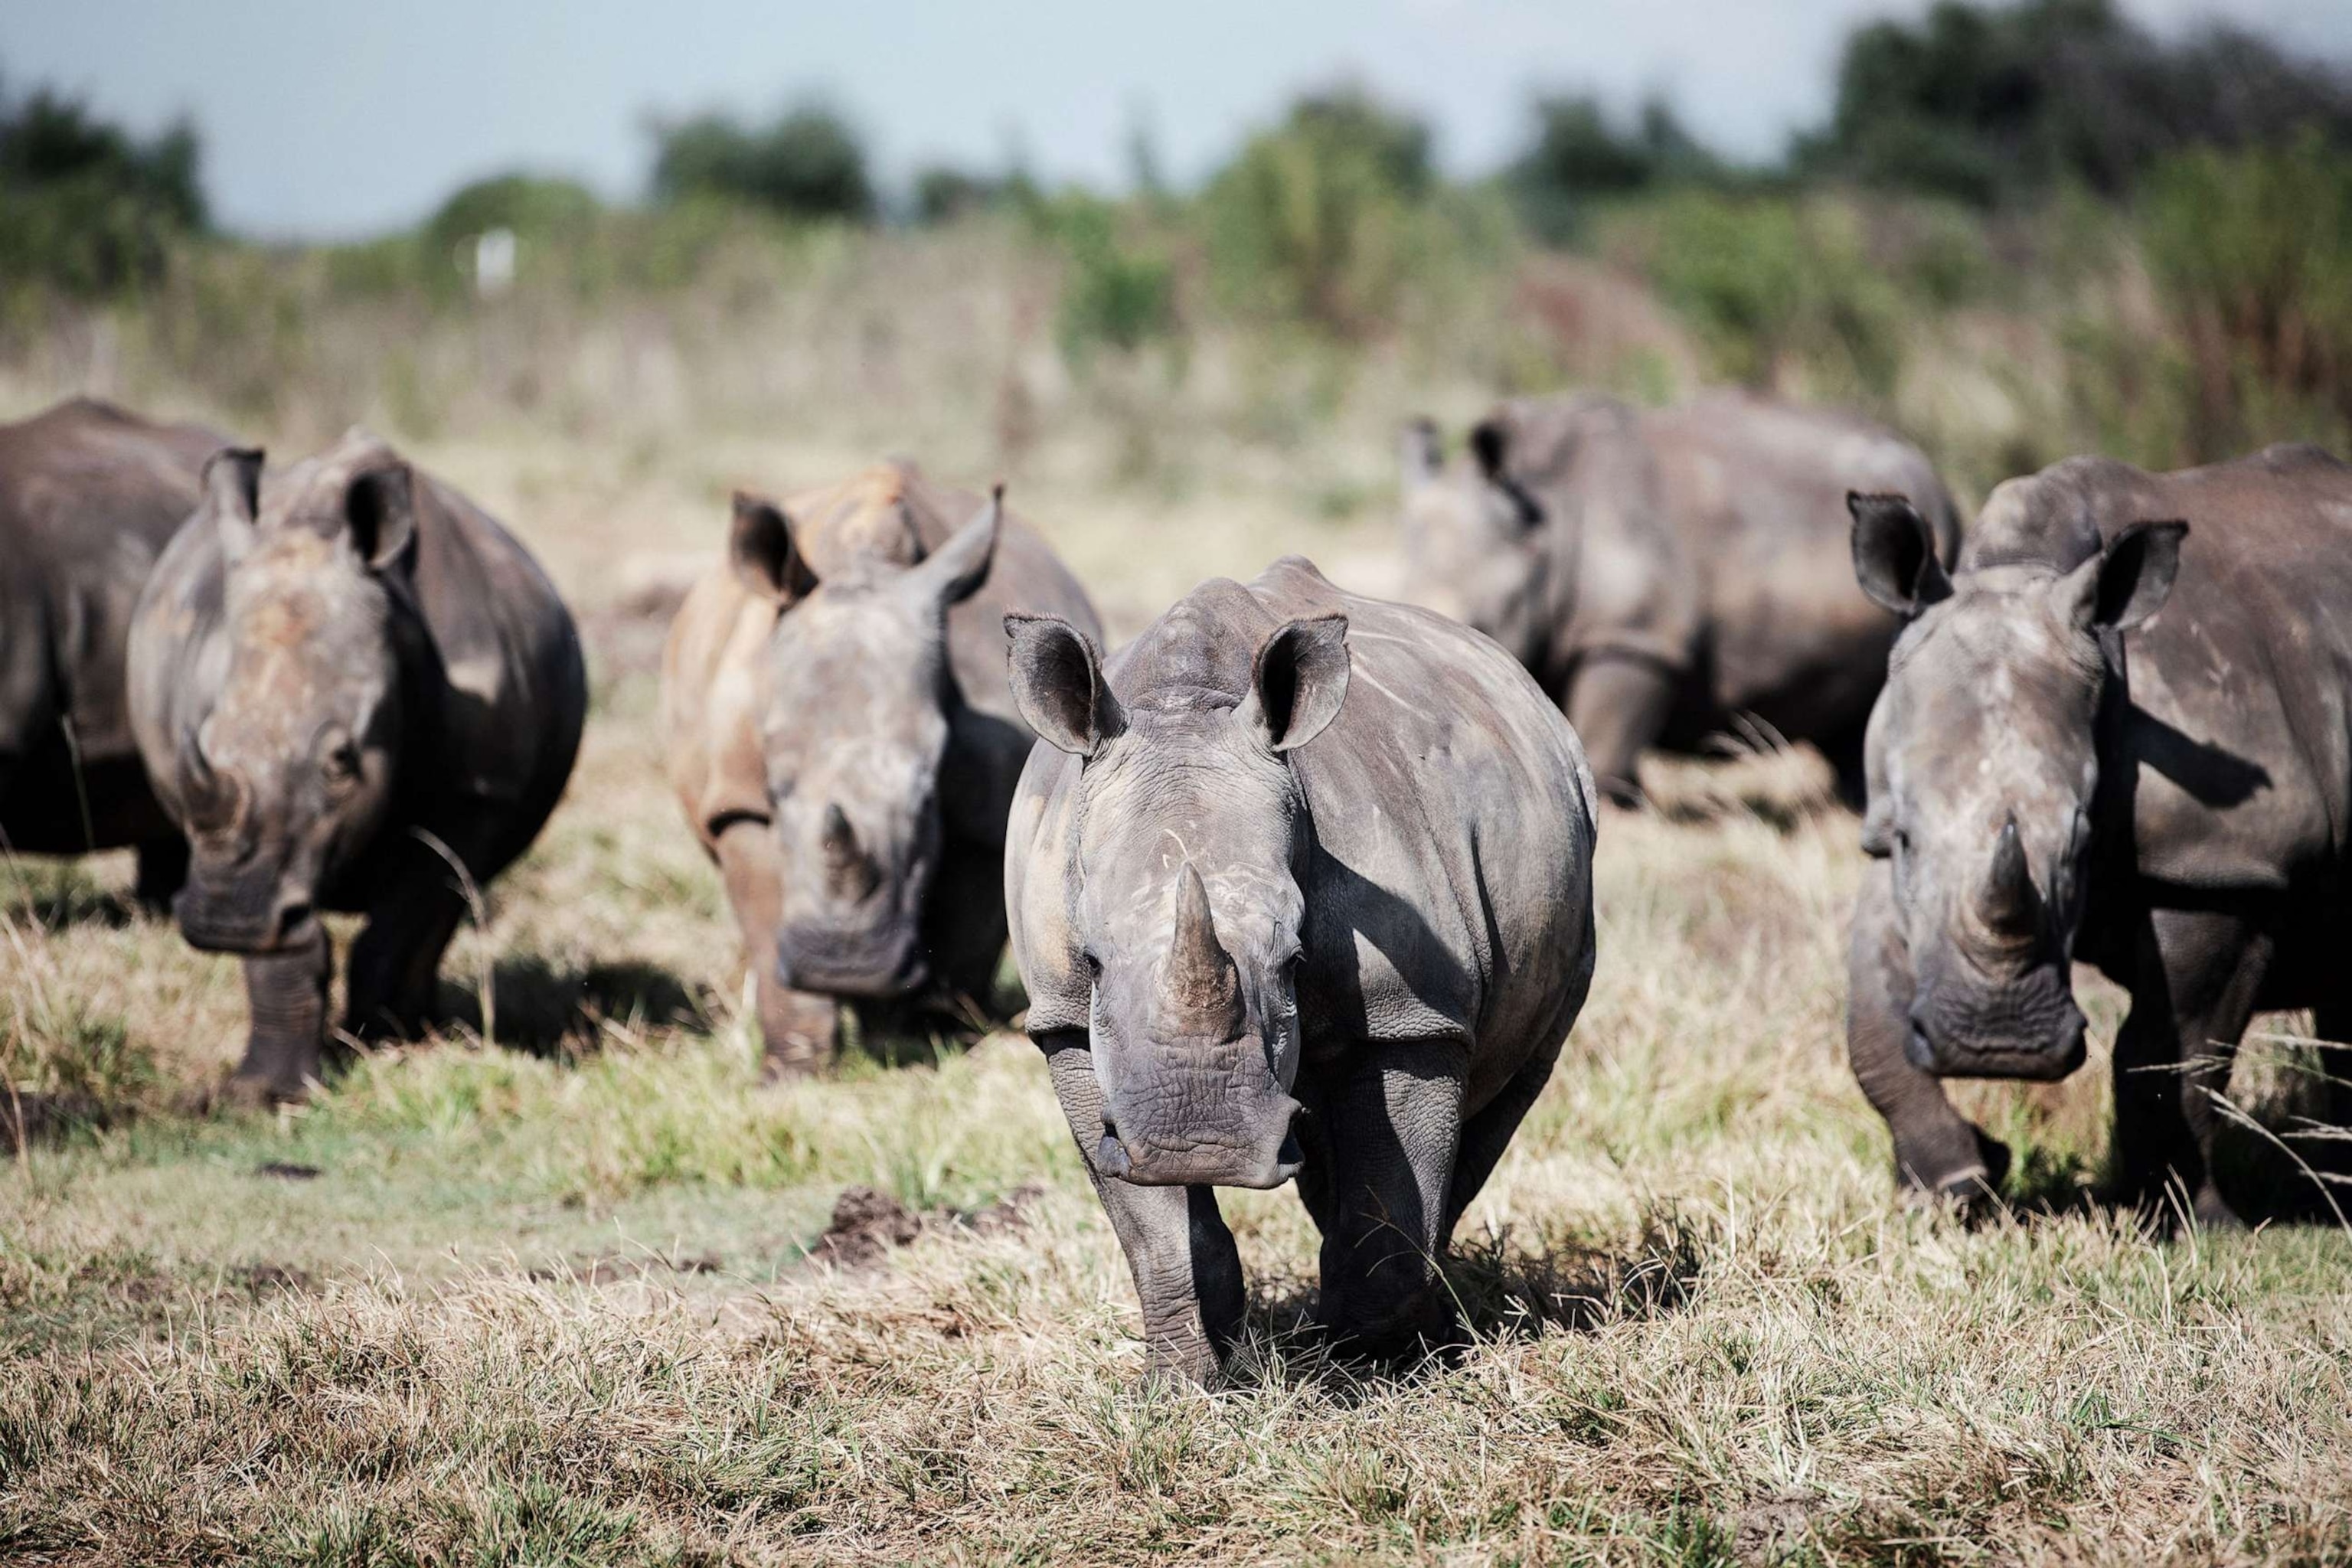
left=5, top=415, right=2352, bottom=1566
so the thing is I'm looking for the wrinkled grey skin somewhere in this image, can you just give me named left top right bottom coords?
left=1847, top=443, right=2352, bottom=1227
left=660, top=463, right=1105, bottom=1072
left=129, top=433, right=586, bottom=1100
left=1400, top=390, right=1961, bottom=804
left=1005, top=557, right=1599, bottom=1383
left=0, top=398, right=227, bottom=904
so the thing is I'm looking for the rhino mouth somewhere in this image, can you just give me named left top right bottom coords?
left=1093, top=1099, right=1306, bottom=1190
left=1906, top=1011, right=2088, bottom=1082
left=776, top=924, right=929, bottom=998
left=172, top=878, right=318, bottom=955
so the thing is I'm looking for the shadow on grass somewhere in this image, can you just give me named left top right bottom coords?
left=436, top=956, right=708, bottom=1058
left=0, top=865, right=140, bottom=930
left=1224, top=1208, right=1709, bottom=1394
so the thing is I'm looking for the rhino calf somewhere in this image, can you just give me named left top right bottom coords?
left=129, top=433, right=586, bottom=1099
left=1847, top=444, right=2352, bottom=1225
left=1400, top=390, right=1959, bottom=805
left=660, top=462, right=1102, bottom=1073
left=1, top=398, right=228, bottom=903
left=1005, top=557, right=1599, bottom=1382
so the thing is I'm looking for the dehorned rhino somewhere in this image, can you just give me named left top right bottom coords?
left=1400, top=389, right=1959, bottom=804
left=129, top=433, right=586, bottom=1099
left=660, top=461, right=1101, bottom=1072
left=1847, top=443, right=2352, bottom=1225
left=1004, top=556, right=1599, bottom=1382
left=0, top=397, right=230, bottom=904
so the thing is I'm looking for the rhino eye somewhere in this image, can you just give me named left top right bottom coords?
left=320, top=733, right=361, bottom=789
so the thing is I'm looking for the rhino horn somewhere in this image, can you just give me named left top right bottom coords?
left=820, top=803, right=879, bottom=902
left=1163, top=862, right=1242, bottom=1034
left=178, top=727, right=237, bottom=831
left=1979, top=814, right=2040, bottom=936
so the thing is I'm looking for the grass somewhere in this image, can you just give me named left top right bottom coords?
left=2, top=406, right=2350, bottom=1563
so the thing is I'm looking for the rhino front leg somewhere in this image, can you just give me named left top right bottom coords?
left=1300, top=1040, right=1466, bottom=1362
left=1040, top=1032, right=1242, bottom=1385
left=229, top=929, right=333, bottom=1102
left=345, top=867, right=469, bottom=1041
left=1563, top=652, right=1679, bottom=808
left=1848, top=861, right=2007, bottom=1203
left=714, top=819, right=838, bottom=1075
left=2111, top=908, right=2267, bottom=1228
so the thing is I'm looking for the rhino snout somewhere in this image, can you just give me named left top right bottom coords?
left=1096, top=1093, right=1305, bottom=1190
left=776, top=923, right=929, bottom=999
left=1906, top=995, right=2087, bottom=1082
left=173, top=874, right=318, bottom=955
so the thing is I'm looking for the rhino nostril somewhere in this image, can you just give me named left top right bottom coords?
left=1095, top=1128, right=1132, bottom=1179
left=276, top=901, right=314, bottom=939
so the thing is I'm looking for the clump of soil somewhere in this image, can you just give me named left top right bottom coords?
left=802, top=1181, right=1047, bottom=1271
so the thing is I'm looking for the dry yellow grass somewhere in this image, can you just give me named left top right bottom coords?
left=3, top=394, right=2350, bottom=1563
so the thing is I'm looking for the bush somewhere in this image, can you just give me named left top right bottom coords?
left=1607, top=191, right=1906, bottom=398
left=2141, top=132, right=2352, bottom=456
left=1200, top=84, right=1439, bottom=338
left=1037, top=193, right=1177, bottom=361
left=0, top=83, right=206, bottom=296
left=1800, top=0, right=2352, bottom=207
left=648, top=102, right=873, bottom=221
left=1508, top=94, right=1726, bottom=243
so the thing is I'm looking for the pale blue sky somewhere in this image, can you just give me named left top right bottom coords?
left=2, top=0, right=2345, bottom=238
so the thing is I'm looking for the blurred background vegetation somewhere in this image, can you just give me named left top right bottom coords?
left=2, top=0, right=2347, bottom=506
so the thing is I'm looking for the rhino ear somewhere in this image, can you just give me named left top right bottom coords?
left=345, top=463, right=419, bottom=573
left=730, top=492, right=817, bottom=606
left=1006, top=612, right=1121, bottom=757
left=1850, top=492, right=1950, bottom=617
left=1243, top=615, right=1349, bottom=753
left=1468, top=416, right=1509, bottom=482
left=204, top=447, right=263, bottom=564
left=1400, top=418, right=1442, bottom=492
left=909, top=485, right=1000, bottom=608
left=2062, top=519, right=2187, bottom=635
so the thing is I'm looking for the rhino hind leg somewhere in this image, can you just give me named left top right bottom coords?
left=2311, top=1000, right=2352, bottom=1185
left=920, top=836, right=1014, bottom=1014
left=229, top=932, right=334, bottom=1102
left=132, top=835, right=189, bottom=914
left=2110, top=907, right=2269, bottom=1229
left=1041, top=1033, right=1240, bottom=1385
left=1848, top=862, right=2008, bottom=1206
left=1301, top=1040, right=1468, bottom=1364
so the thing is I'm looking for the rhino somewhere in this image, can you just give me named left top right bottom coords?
left=128, top=432, right=586, bottom=1100
left=1846, top=443, right=2352, bottom=1226
left=1, top=398, right=228, bottom=903
left=1004, top=557, right=1599, bottom=1383
left=660, top=462, right=1102, bottom=1073
left=1400, top=389, right=1960, bottom=804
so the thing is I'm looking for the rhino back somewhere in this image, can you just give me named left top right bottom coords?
left=2063, top=447, right=2352, bottom=893
left=1647, top=396, right=1952, bottom=727
left=1252, top=559, right=1598, bottom=1103
left=0, top=399, right=222, bottom=765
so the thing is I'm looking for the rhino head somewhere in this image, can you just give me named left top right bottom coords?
left=733, top=487, right=1001, bottom=998
left=172, top=440, right=416, bottom=954
left=1008, top=608, right=1351, bottom=1188
left=1850, top=492, right=2187, bottom=1080
left=1395, top=416, right=1549, bottom=662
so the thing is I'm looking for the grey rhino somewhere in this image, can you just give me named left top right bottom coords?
left=1400, top=389, right=1960, bottom=804
left=129, top=433, right=586, bottom=1100
left=660, top=461, right=1101, bottom=1073
left=1846, top=443, right=2352, bottom=1226
left=0, top=398, right=228, bottom=903
left=1004, top=556, right=1599, bottom=1383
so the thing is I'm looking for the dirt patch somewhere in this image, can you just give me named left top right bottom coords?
left=233, top=1262, right=318, bottom=1295
left=799, top=1181, right=1047, bottom=1272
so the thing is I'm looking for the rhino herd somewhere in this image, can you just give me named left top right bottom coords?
left=6, top=390, right=2351, bottom=1381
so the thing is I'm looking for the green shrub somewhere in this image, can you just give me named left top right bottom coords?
left=1200, top=85, right=1442, bottom=338
left=648, top=101, right=873, bottom=221
left=1508, top=94, right=1727, bottom=243
left=2140, top=132, right=2352, bottom=457
left=0, top=83, right=205, bottom=297
left=1037, top=193, right=1177, bottom=361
